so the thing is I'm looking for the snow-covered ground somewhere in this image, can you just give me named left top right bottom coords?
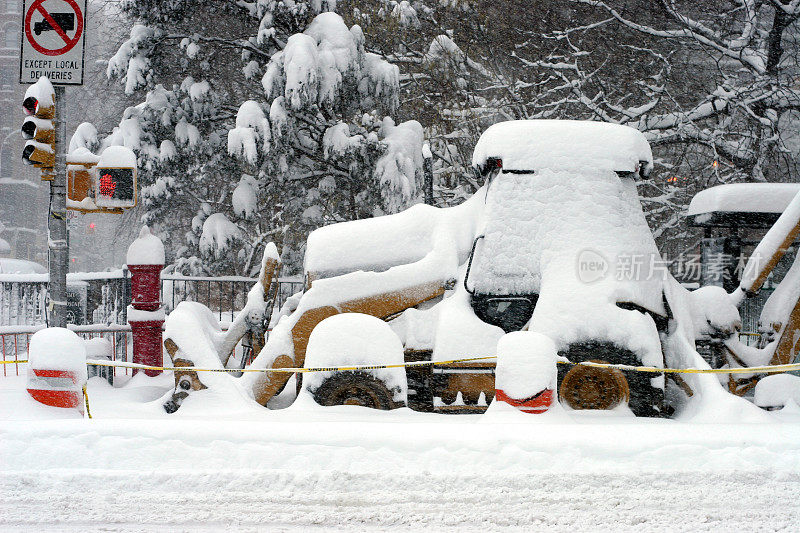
left=2, top=372, right=799, bottom=531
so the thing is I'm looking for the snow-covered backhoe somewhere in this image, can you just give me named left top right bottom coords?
left=163, top=120, right=800, bottom=417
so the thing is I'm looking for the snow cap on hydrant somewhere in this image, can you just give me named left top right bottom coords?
left=126, top=225, right=165, bottom=266
left=26, top=328, right=87, bottom=410
left=494, top=332, right=557, bottom=414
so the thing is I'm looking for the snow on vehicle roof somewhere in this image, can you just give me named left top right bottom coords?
left=304, top=194, right=482, bottom=278
left=686, top=183, right=800, bottom=216
left=471, top=120, right=652, bottom=173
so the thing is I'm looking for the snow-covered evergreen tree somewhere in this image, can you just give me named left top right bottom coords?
left=101, top=0, right=425, bottom=275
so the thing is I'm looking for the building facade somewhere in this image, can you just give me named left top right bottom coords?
left=1, top=0, right=47, bottom=263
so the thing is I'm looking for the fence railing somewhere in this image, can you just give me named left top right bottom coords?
left=1, top=324, right=131, bottom=378
left=1, top=321, right=250, bottom=380
left=0, top=271, right=303, bottom=327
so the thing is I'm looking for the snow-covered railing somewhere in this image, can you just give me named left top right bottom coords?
left=1, top=272, right=304, bottom=327
left=160, top=275, right=302, bottom=322
left=1, top=324, right=132, bottom=378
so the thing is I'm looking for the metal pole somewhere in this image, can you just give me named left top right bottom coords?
left=48, top=85, right=68, bottom=328
left=423, top=147, right=433, bottom=206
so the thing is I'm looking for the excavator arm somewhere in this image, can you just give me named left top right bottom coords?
left=726, top=188, right=800, bottom=393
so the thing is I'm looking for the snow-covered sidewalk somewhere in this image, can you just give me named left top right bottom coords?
left=1, top=374, right=799, bottom=531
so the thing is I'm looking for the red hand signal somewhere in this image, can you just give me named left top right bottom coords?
left=99, top=173, right=116, bottom=197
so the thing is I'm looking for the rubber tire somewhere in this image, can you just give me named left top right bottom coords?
left=559, top=360, right=630, bottom=411
left=557, top=341, right=666, bottom=418
left=312, top=371, right=399, bottom=410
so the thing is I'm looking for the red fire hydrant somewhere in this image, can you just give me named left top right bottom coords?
left=126, top=226, right=166, bottom=376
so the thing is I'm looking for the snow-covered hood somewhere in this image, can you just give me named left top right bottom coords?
left=468, top=168, right=666, bottom=365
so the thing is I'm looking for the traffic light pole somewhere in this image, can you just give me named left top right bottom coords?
left=48, top=85, right=68, bottom=328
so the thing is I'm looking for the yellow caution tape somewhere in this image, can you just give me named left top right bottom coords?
left=82, top=384, right=92, bottom=420
left=5, top=357, right=799, bottom=375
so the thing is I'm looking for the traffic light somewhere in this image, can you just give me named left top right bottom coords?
left=94, top=146, right=137, bottom=209
left=21, top=77, right=56, bottom=174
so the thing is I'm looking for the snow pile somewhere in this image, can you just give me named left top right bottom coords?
left=102, top=115, right=142, bottom=151
left=99, top=145, right=136, bottom=168
left=431, top=283, right=504, bottom=362
left=24, top=76, right=54, bottom=108
left=472, top=120, right=652, bottom=173
left=390, top=305, right=440, bottom=351
left=164, top=302, right=226, bottom=368
left=304, top=193, right=481, bottom=278
left=687, top=285, right=741, bottom=338
left=753, top=374, right=800, bottom=409
left=375, top=118, right=425, bottom=212
left=27, top=328, right=88, bottom=385
left=687, top=183, right=800, bottom=216
left=0, top=258, right=47, bottom=274
left=300, top=313, right=407, bottom=404
left=494, top=332, right=557, bottom=398
left=83, top=338, right=113, bottom=360
left=199, top=213, right=242, bottom=259
left=321, top=122, right=352, bottom=157
left=126, top=225, right=165, bottom=266
left=390, top=1, right=419, bottom=27
left=174, top=118, right=200, bottom=148
left=126, top=306, right=166, bottom=322
left=163, top=302, right=258, bottom=414
left=66, top=147, right=100, bottom=166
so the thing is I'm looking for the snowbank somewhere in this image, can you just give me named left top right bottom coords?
left=163, top=302, right=259, bottom=414
left=126, top=226, right=165, bottom=266
left=300, top=313, right=407, bottom=404
left=753, top=374, right=800, bottom=409
left=472, top=120, right=652, bottom=173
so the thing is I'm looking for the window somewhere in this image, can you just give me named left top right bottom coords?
left=4, top=25, right=17, bottom=49
left=1, top=146, right=11, bottom=178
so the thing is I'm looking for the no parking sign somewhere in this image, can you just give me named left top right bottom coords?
left=19, top=0, right=87, bottom=85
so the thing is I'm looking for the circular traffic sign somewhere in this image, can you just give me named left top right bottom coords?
left=24, top=0, right=84, bottom=57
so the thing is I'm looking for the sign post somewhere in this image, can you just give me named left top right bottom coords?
left=20, top=0, right=86, bottom=328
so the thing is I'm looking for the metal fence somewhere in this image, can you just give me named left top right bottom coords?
left=1, top=325, right=131, bottom=378
left=0, top=271, right=304, bottom=327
